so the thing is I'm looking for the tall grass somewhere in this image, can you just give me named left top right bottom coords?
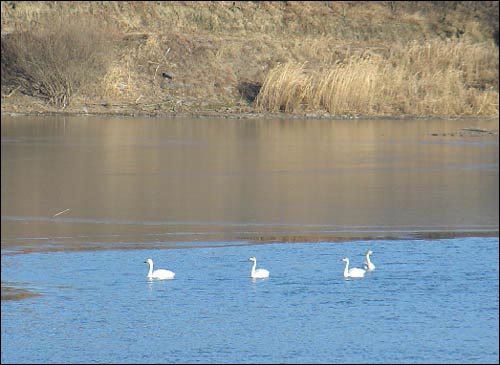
left=1, top=16, right=113, bottom=107
left=256, top=40, right=499, bottom=117
left=256, top=62, right=312, bottom=112
left=312, top=56, right=383, bottom=115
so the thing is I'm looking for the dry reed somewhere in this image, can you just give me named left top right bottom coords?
left=256, top=39, right=499, bottom=117
left=256, top=62, right=311, bottom=112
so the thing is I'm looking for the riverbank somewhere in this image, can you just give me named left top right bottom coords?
left=1, top=1, right=499, bottom=119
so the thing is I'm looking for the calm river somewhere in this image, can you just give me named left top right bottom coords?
left=1, top=116, right=498, bottom=363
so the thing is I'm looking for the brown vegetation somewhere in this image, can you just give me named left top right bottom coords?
left=1, top=16, right=113, bottom=107
left=1, top=1, right=498, bottom=118
left=256, top=39, right=499, bottom=116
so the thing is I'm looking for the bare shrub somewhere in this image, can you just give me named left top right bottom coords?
left=1, top=16, right=113, bottom=107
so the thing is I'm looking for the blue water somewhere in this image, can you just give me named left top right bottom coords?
left=1, top=237, right=499, bottom=364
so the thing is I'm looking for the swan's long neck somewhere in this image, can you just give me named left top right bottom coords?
left=251, top=260, right=257, bottom=276
left=147, top=262, right=154, bottom=277
left=343, top=260, right=349, bottom=277
left=365, top=254, right=372, bottom=267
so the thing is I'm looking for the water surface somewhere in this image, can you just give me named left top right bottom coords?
left=2, top=116, right=498, bottom=254
left=1, top=116, right=498, bottom=363
left=1, top=237, right=498, bottom=363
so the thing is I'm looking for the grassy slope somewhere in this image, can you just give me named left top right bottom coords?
left=1, top=1, right=498, bottom=118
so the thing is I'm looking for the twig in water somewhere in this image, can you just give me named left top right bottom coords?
left=52, top=208, right=70, bottom=218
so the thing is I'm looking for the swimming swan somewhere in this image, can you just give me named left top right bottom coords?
left=363, top=250, right=376, bottom=271
left=341, top=257, right=366, bottom=278
left=249, top=256, right=270, bottom=279
left=144, top=258, right=175, bottom=280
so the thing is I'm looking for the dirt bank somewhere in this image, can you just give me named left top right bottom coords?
left=1, top=1, right=499, bottom=119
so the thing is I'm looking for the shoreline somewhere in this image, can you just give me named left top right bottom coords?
left=2, top=228, right=498, bottom=256
left=2, top=109, right=499, bottom=122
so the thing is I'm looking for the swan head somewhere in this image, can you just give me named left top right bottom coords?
left=341, top=257, right=349, bottom=263
left=366, top=250, right=373, bottom=255
left=144, top=258, right=153, bottom=265
left=249, top=256, right=256, bottom=262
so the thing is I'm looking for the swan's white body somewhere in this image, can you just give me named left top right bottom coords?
left=341, top=257, right=366, bottom=278
left=363, top=250, right=376, bottom=271
left=249, top=256, right=269, bottom=279
left=144, top=258, right=175, bottom=280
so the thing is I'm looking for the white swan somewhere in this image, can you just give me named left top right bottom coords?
left=249, top=256, right=270, bottom=279
left=341, top=257, right=366, bottom=278
left=144, top=258, right=175, bottom=280
left=363, top=250, right=376, bottom=271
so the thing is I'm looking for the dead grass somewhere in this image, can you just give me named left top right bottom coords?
left=256, top=39, right=499, bottom=117
left=1, top=1, right=498, bottom=117
left=256, top=62, right=311, bottom=112
left=1, top=15, right=113, bottom=107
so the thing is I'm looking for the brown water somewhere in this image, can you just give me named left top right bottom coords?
left=1, top=116, right=498, bottom=254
